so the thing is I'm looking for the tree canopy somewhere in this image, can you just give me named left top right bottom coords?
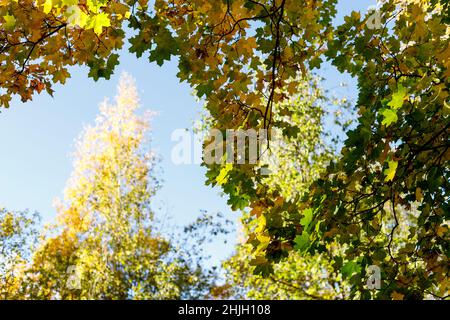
left=0, top=0, right=449, bottom=299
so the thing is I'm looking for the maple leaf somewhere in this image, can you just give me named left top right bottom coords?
left=216, top=163, right=233, bottom=185
left=66, top=5, right=88, bottom=28
left=3, top=14, right=15, bottom=29
left=384, top=160, right=398, bottom=182
left=388, top=85, right=407, bottom=110
left=86, top=12, right=110, bottom=35
left=43, top=0, right=53, bottom=14
left=381, top=108, right=399, bottom=127
left=294, top=232, right=310, bottom=253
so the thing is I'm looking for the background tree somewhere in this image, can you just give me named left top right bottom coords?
left=15, top=73, right=218, bottom=300
left=0, top=208, right=40, bottom=299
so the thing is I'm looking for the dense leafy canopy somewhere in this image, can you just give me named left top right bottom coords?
left=213, top=78, right=352, bottom=300
left=306, top=1, right=450, bottom=299
left=0, top=0, right=449, bottom=299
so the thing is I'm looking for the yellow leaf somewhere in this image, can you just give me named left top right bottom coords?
left=87, top=12, right=111, bottom=35
left=216, top=163, right=233, bottom=185
left=256, top=233, right=270, bottom=253
left=255, top=214, right=266, bottom=234
left=384, top=160, right=398, bottom=182
left=43, top=0, right=53, bottom=14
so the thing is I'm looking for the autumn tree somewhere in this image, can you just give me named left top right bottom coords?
left=0, top=208, right=40, bottom=299
left=14, top=73, right=216, bottom=300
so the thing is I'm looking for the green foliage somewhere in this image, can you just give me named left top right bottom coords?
left=309, top=0, right=450, bottom=299
left=214, top=77, right=352, bottom=300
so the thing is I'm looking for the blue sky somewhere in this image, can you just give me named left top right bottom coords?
left=0, top=0, right=375, bottom=264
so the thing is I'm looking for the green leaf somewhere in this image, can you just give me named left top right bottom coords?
left=381, top=108, right=398, bottom=127
left=341, top=261, right=361, bottom=279
left=294, top=232, right=310, bottom=252
left=300, top=208, right=313, bottom=229
left=87, top=54, right=119, bottom=81
left=388, top=84, right=407, bottom=110
left=196, top=82, right=214, bottom=98
left=3, top=14, right=16, bottom=29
